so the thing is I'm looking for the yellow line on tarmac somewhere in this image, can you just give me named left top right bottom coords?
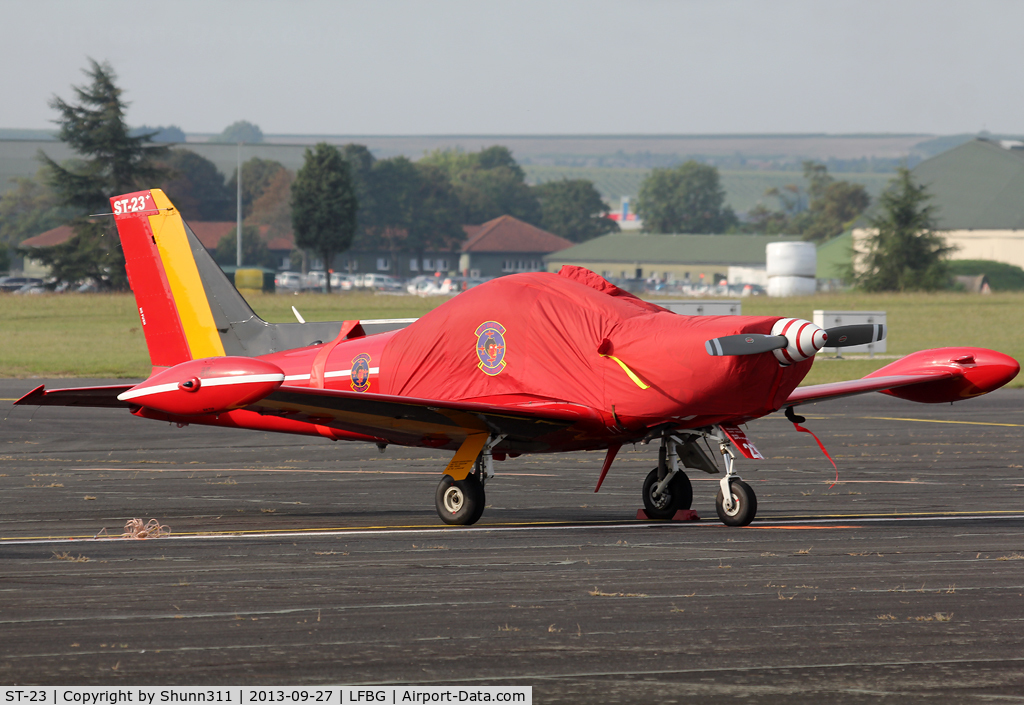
left=859, top=416, right=1024, bottom=428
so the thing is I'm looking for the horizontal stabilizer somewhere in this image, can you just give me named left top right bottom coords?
left=15, top=384, right=135, bottom=408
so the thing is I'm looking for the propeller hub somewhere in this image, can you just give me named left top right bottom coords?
left=771, top=318, right=827, bottom=365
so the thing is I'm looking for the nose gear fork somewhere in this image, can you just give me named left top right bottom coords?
left=718, top=439, right=739, bottom=513
left=712, top=426, right=758, bottom=527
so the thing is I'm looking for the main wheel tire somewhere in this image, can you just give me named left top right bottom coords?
left=642, top=467, right=693, bottom=520
left=435, top=474, right=486, bottom=525
left=715, top=479, right=757, bottom=527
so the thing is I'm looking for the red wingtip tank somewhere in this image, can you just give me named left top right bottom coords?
left=866, top=347, right=1020, bottom=403
left=117, top=357, right=285, bottom=416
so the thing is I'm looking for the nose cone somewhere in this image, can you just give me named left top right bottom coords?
left=771, top=318, right=827, bottom=366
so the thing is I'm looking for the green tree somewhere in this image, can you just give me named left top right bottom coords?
left=0, top=172, right=76, bottom=247
left=34, top=59, right=169, bottom=289
left=226, top=157, right=287, bottom=219
left=534, top=179, right=619, bottom=242
left=339, top=144, right=377, bottom=240
left=291, top=143, right=358, bottom=292
left=22, top=228, right=114, bottom=285
left=744, top=202, right=792, bottom=235
left=456, top=166, right=541, bottom=225
left=853, top=168, right=953, bottom=292
left=405, top=163, right=465, bottom=269
left=750, top=162, right=870, bottom=241
left=356, top=156, right=419, bottom=274
left=157, top=149, right=233, bottom=220
left=213, top=120, right=263, bottom=144
left=637, top=161, right=737, bottom=233
left=214, top=225, right=277, bottom=269
left=421, top=146, right=541, bottom=225
left=799, top=180, right=870, bottom=242
left=350, top=156, right=465, bottom=276
left=129, top=125, right=185, bottom=143
left=246, top=168, right=295, bottom=239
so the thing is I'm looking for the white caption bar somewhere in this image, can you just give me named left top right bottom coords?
left=2, top=688, right=531, bottom=705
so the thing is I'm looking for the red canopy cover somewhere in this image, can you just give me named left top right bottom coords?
left=380, top=267, right=809, bottom=423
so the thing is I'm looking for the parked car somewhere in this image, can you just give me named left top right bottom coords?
left=0, top=276, right=43, bottom=293
left=300, top=271, right=326, bottom=291
left=274, top=272, right=302, bottom=292
left=13, top=283, right=47, bottom=294
left=330, top=272, right=354, bottom=291
left=362, top=273, right=403, bottom=291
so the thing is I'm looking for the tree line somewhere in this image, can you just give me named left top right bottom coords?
left=0, top=61, right=620, bottom=289
left=0, top=59, right=955, bottom=292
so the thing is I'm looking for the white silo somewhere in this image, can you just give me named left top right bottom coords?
left=766, top=242, right=817, bottom=297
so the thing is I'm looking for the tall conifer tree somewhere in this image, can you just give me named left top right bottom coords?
left=33, top=59, right=169, bottom=289
left=854, top=168, right=953, bottom=291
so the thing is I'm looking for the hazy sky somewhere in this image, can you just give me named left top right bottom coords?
left=2, top=0, right=1021, bottom=136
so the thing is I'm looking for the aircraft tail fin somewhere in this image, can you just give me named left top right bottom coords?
left=112, top=189, right=347, bottom=371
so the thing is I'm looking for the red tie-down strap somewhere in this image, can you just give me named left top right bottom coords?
left=786, top=406, right=838, bottom=488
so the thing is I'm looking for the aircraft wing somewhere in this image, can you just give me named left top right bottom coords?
left=15, top=384, right=136, bottom=409
left=782, top=372, right=957, bottom=407
left=248, top=385, right=593, bottom=448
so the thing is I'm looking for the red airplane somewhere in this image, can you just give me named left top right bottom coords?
left=17, top=189, right=1020, bottom=527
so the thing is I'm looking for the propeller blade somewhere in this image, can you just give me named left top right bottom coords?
left=705, top=334, right=789, bottom=357
left=823, top=324, right=886, bottom=348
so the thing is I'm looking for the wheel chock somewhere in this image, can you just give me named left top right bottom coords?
left=636, top=509, right=701, bottom=521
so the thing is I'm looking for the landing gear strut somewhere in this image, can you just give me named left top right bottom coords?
left=714, top=434, right=757, bottom=526
left=641, top=434, right=694, bottom=520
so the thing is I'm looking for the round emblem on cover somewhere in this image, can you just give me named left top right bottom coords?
left=745, top=337, right=754, bottom=344
left=350, top=353, right=372, bottom=392
left=475, top=321, right=507, bottom=376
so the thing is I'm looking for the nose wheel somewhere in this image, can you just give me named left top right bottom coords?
left=715, top=479, right=757, bottom=526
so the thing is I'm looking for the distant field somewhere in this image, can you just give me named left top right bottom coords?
left=525, top=166, right=896, bottom=212
left=1, top=291, right=1020, bottom=391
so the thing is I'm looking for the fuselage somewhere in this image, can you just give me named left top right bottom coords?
left=131, top=307, right=814, bottom=455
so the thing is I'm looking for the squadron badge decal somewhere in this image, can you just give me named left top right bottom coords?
left=475, top=321, right=507, bottom=376
left=350, top=353, right=372, bottom=392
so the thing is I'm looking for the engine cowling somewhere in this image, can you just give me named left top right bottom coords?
left=117, top=357, right=285, bottom=416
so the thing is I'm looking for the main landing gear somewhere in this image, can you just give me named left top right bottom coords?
left=642, top=428, right=758, bottom=527
left=642, top=434, right=694, bottom=519
left=435, top=434, right=505, bottom=526
left=435, top=474, right=485, bottom=525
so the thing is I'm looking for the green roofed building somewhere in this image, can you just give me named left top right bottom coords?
left=544, top=232, right=801, bottom=285
left=853, top=139, right=1024, bottom=270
